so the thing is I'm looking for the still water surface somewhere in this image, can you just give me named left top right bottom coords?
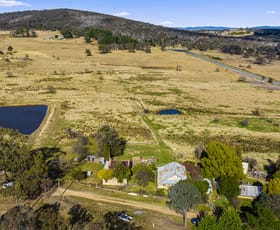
left=0, top=105, right=47, bottom=135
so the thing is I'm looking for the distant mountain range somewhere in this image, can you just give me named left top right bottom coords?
left=178, top=26, right=280, bottom=31
left=178, top=26, right=232, bottom=31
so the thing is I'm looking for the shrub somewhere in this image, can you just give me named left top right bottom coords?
left=252, top=108, right=261, bottom=116
left=254, top=56, right=266, bottom=65
left=145, top=47, right=151, bottom=53
left=7, top=46, right=13, bottom=52
left=85, top=49, right=92, bottom=56
left=98, top=169, right=113, bottom=181
left=238, top=76, right=247, bottom=82
left=47, top=85, right=56, bottom=94
left=6, top=72, right=16, bottom=78
left=240, top=118, right=249, bottom=126
left=155, top=188, right=166, bottom=197
left=217, top=176, right=240, bottom=199
left=268, top=77, right=274, bottom=84
left=71, top=168, right=86, bottom=181
left=213, top=117, right=220, bottom=123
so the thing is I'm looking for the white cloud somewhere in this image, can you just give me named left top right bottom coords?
left=113, top=12, right=130, bottom=17
left=0, top=0, right=30, bottom=7
left=266, top=10, right=276, bottom=15
left=160, top=21, right=174, bottom=26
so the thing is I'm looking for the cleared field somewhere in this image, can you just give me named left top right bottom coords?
left=0, top=31, right=279, bottom=168
left=194, top=49, right=280, bottom=82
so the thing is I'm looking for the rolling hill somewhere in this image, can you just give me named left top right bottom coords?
left=0, top=8, right=199, bottom=40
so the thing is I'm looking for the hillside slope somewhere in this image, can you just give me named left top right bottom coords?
left=0, top=8, right=197, bottom=40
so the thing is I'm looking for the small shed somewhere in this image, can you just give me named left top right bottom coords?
left=242, top=162, right=249, bottom=174
left=239, top=185, right=262, bottom=199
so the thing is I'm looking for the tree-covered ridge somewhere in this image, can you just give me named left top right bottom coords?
left=1, top=9, right=280, bottom=64
left=0, top=8, right=197, bottom=41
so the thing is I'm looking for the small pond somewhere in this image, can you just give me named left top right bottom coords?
left=158, top=109, right=182, bottom=115
left=0, top=105, right=48, bottom=135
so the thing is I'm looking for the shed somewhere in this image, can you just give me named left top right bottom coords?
left=239, top=185, right=262, bottom=199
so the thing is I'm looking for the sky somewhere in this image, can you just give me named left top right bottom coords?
left=0, top=0, right=279, bottom=27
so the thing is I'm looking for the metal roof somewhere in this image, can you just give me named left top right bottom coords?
left=158, top=162, right=186, bottom=186
left=240, top=185, right=262, bottom=197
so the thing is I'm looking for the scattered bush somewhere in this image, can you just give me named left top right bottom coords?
left=213, top=117, right=219, bottom=123
left=238, top=76, right=247, bottom=82
left=252, top=108, right=261, bottom=116
left=6, top=72, right=16, bottom=78
left=47, top=85, right=56, bottom=94
left=145, top=47, right=151, bottom=53
left=7, top=46, right=13, bottom=52
left=240, top=118, right=249, bottom=126
left=71, top=168, right=86, bottom=181
left=155, top=188, right=166, bottom=197
left=85, top=49, right=92, bottom=56
left=254, top=56, right=266, bottom=65
left=268, top=77, right=274, bottom=84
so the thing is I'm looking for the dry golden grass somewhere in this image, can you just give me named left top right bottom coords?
left=194, top=49, right=280, bottom=82
left=0, top=31, right=279, bottom=166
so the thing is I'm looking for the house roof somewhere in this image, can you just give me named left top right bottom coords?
left=158, top=162, right=186, bottom=185
left=240, top=185, right=262, bottom=198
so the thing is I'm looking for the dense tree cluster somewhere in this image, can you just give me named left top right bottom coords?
left=94, top=125, right=126, bottom=160
left=10, top=28, right=37, bottom=38
left=0, top=203, right=67, bottom=230
left=0, top=203, right=101, bottom=230
left=0, top=128, right=64, bottom=200
left=200, top=141, right=244, bottom=180
left=198, top=207, right=242, bottom=230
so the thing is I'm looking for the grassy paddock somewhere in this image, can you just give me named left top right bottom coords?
left=0, top=30, right=278, bottom=169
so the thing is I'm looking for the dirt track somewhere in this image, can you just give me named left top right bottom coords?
left=52, top=188, right=185, bottom=217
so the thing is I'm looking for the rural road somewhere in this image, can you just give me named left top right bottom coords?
left=173, top=49, right=280, bottom=87
left=52, top=188, right=183, bottom=217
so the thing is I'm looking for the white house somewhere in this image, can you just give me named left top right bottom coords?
left=157, top=162, right=187, bottom=189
